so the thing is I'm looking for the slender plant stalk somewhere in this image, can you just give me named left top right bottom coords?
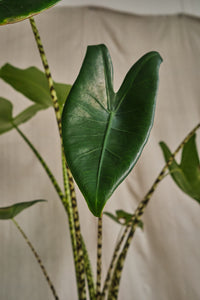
left=96, top=216, right=103, bottom=299
left=107, top=123, right=200, bottom=299
left=29, top=17, right=62, bottom=137
left=29, top=16, right=87, bottom=299
left=81, top=236, right=96, bottom=299
left=14, top=125, right=64, bottom=201
left=61, top=154, right=83, bottom=297
left=12, top=218, right=59, bottom=300
left=100, top=224, right=130, bottom=299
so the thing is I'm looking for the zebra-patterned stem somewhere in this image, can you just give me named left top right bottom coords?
left=108, top=123, right=200, bottom=299
left=61, top=154, right=84, bottom=298
left=107, top=224, right=137, bottom=300
left=70, top=180, right=87, bottom=300
left=81, top=236, right=96, bottom=299
left=29, top=17, right=62, bottom=137
left=12, top=218, right=59, bottom=300
left=96, top=216, right=103, bottom=299
left=15, top=125, right=64, bottom=201
left=100, top=223, right=130, bottom=300
left=29, top=17, right=87, bottom=298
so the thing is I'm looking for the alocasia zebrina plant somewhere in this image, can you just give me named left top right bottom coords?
left=0, top=1, right=199, bottom=299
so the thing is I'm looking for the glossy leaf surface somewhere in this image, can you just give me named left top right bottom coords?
left=0, top=64, right=71, bottom=111
left=62, top=44, right=162, bottom=216
left=0, top=0, right=61, bottom=25
left=0, top=200, right=46, bottom=219
left=160, top=134, right=200, bottom=203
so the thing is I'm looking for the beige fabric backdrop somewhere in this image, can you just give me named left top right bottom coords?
left=0, top=6, right=200, bottom=300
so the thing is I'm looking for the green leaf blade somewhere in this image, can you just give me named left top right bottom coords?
left=0, top=200, right=46, bottom=219
left=13, top=104, right=47, bottom=126
left=62, top=44, right=162, bottom=217
left=160, top=137, right=200, bottom=203
left=0, top=97, right=14, bottom=134
left=0, top=64, right=71, bottom=109
left=0, top=0, right=61, bottom=25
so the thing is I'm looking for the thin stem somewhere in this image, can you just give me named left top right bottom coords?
left=96, top=216, right=103, bottom=299
left=107, top=123, right=200, bottom=299
left=81, top=236, right=96, bottom=299
left=100, top=224, right=130, bottom=299
left=61, top=154, right=82, bottom=297
left=29, top=17, right=62, bottom=137
left=15, top=125, right=64, bottom=201
left=12, top=218, right=59, bottom=300
left=29, top=16, right=87, bottom=299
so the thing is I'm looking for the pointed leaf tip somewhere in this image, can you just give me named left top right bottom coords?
left=62, top=45, right=162, bottom=217
left=0, top=200, right=46, bottom=220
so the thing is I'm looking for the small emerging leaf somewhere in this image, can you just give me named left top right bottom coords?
left=105, top=210, right=144, bottom=229
left=0, top=0, right=61, bottom=25
left=0, top=200, right=46, bottom=219
left=62, top=44, right=162, bottom=217
left=160, top=134, right=200, bottom=203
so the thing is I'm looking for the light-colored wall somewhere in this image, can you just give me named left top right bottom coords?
left=58, top=0, right=200, bottom=16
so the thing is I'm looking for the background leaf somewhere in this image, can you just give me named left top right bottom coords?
left=0, top=65, right=71, bottom=135
left=0, top=200, right=46, bottom=219
left=0, top=64, right=71, bottom=109
left=0, top=98, right=46, bottom=135
left=0, top=97, right=13, bottom=134
left=13, top=104, right=47, bottom=126
left=160, top=134, right=200, bottom=203
left=62, top=44, right=162, bottom=217
left=0, top=0, right=61, bottom=25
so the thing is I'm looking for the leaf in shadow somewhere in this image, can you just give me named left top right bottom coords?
left=0, top=200, right=46, bottom=219
left=160, top=134, right=200, bottom=204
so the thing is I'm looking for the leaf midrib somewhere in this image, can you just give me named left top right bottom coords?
left=95, top=111, right=115, bottom=210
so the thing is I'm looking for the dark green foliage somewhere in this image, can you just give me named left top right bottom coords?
left=62, top=44, right=162, bottom=217
left=0, top=0, right=61, bottom=25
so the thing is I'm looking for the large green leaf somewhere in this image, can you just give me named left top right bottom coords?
left=62, top=44, right=162, bottom=217
left=160, top=134, right=200, bottom=203
left=0, top=0, right=61, bottom=25
left=0, top=97, right=46, bottom=135
left=0, top=64, right=71, bottom=111
left=0, top=200, right=46, bottom=219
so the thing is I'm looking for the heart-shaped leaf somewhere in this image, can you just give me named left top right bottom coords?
left=62, top=44, right=162, bottom=217
left=0, top=64, right=71, bottom=111
left=160, top=134, right=200, bottom=203
left=105, top=210, right=144, bottom=228
left=0, top=200, right=46, bottom=219
left=0, top=0, right=61, bottom=25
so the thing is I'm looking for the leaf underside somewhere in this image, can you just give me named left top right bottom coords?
left=62, top=44, right=162, bottom=217
left=160, top=134, right=200, bottom=203
left=0, top=200, right=46, bottom=219
left=0, top=0, right=61, bottom=25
